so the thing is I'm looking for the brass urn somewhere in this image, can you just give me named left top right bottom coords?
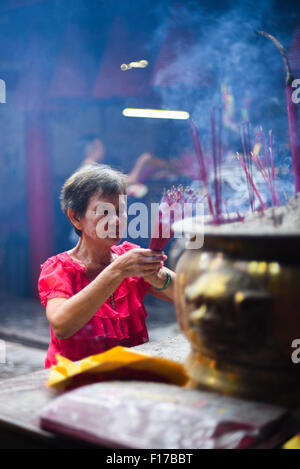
left=174, top=220, right=300, bottom=407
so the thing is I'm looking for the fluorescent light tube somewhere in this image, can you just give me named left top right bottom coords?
left=122, top=108, right=190, bottom=120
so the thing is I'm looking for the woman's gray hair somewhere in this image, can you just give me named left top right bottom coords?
left=60, top=163, right=127, bottom=236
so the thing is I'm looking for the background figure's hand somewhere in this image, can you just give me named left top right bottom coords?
left=136, top=152, right=154, bottom=167
left=112, top=248, right=166, bottom=279
left=136, top=152, right=170, bottom=172
left=127, top=152, right=170, bottom=185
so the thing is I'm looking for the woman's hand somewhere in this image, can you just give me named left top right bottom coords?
left=144, top=266, right=176, bottom=301
left=143, top=267, right=168, bottom=289
left=111, top=248, right=166, bottom=279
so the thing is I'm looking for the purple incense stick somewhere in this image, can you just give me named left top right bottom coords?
left=257, top=30, right=300, bottom=193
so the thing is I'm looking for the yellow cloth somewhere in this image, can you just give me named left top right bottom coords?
left=282, top=434, right=300, bottom=449
left=47, top=346, right=189, bottom=391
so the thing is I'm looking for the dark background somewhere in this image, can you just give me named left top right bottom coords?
left=0, top=0, right=300, bottom=298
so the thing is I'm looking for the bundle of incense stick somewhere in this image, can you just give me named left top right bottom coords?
left=149, top=185, right=201, bottom=251
left=253, top=127, right=281, bottom=206
left=257, top=30, right=300, bottom=194
left=236, top=151, right=266, bottom=212
left=237, top=124, right=280, bottom=211
left=190, top=101, right=281, bottom=217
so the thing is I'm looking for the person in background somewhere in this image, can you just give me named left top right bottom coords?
left=68, top=135, right=174, bottom=244
left=76, top=134, right=170, bottom=185
left=38, top=164, right=175, bottom=368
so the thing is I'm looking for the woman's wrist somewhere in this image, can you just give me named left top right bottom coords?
left=153, top=268, right=171, bottom=290
left=106, top=261, right=126, bottom=283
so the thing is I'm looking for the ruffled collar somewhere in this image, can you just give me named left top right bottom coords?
left=57, top=244, right=141, bottom=297
left=60, top=240, right=132, bottom=270
left=59, top=251, right=86, bottom=272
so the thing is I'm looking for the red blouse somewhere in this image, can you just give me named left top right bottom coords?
left=38, top=241, right=151, bottom=368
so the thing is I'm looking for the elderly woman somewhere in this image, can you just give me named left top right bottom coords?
left=38, top=164, right=175, bottom=368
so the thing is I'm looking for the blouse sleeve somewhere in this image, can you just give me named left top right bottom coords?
left=38, top=258, right=74, bottom=308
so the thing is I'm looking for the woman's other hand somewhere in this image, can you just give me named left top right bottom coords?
left=144, top=266, right=176, bottom=301
left=111, top=248, right=166, bottom=279
left=143, top=266, right=168, bottom=289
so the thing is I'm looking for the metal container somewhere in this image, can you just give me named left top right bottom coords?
left=174, top=219, right=300, bottom=407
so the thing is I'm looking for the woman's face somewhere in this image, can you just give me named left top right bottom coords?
left=80, top=192, right=127, bottom=244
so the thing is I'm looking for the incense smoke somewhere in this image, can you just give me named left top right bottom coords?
left=149, top=0, right=300, bottom=212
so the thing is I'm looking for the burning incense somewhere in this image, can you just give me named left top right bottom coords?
left=257, top=30, right=300, bottom=193
left=236, top=152, right=266, bottom=211
left=251, top=127, right=281, bottom=206
left=211, top=108, right=223, bottom=218
left=189, top=120, right=215, bottom=219
left=240, top=123, right=255, bottom=212
left=251, top=150, right=277, bottom=205
left=238, top=122, right=281, bottom=209
left=149, top=185, right=201, bottom=251
left=269, top=130, right=281, bottom=206
left=259, top=126, right=272, bottom=186
left=189, top=114, right=224, bottom=223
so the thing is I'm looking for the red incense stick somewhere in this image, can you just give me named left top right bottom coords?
left=236, top=152, right=266, bottom=210
left=189, top=120, right=215, bottom=219
left=269, top=130, right=281, bottom=205
left=149, top=185, right=201, bottom=251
